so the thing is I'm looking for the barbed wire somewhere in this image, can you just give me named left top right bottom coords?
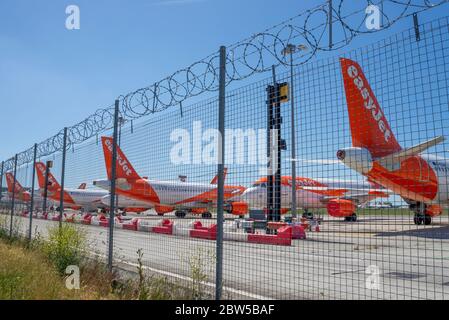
left=3, top=0, right=448, bottom=171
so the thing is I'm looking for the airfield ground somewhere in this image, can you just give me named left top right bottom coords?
left=1, top=208, right=449, bottom=300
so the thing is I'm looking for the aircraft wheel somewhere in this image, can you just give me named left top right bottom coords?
left=302, top=211, right=313, bottom=219
left=157, top=213, right=165, bottom=216
left=424, top=215, right=432, bottom=225
left=344, top=213, right=357, bottom=222
left=175, top=210, right=187, bottom=218
left=413, top=215, right=423, bottom=225
left=201, top=212, right=212, bottom=219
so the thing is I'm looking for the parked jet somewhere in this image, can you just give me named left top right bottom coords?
left=35, top=162, right=108, bottom=212
left=4, top=172, right=45, bottom=207
left=241, top=176, right=388, bottom=221
left=93, top=137, right=247, bottom=218
left=35, top=162, right=152, bottom=214
left=337, top=57, right=448, bottom=225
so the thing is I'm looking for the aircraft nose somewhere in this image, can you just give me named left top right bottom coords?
left=241, top=187, right=260, bottom=205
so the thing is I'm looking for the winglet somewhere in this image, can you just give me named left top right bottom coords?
left=340, top=58, right=402, bottom=157
left=78, top=183, right=87, bottom=190
left=210, top=168, right=228, bottom=184
left=101, top=137, right=141, bottom=181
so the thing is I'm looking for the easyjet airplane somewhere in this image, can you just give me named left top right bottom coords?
left=35, top=162, right=152, bottom=214
left=99, top=169, right=230, bottom=217
left=337, top=57, right=448, bottom=225
left=35, top=162, right=109, bottom=212
left=4, top=172, right=45, bottom=206
left=241, top=176, right=388, bottom=221
left=93, top=137, right=248, bottom=218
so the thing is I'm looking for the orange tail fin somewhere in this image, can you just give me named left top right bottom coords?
left=210, top=168, right=228, bottom=184
left=101, top=137, right=141, bottom=181
left=5, top=172, right=24, bottom=194
left=340, top=58, right=402, bottom=157
left=35, top=162, right=61, bottom=191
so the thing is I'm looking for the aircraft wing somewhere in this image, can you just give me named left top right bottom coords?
left=301, top=186, right=392, bottom=206
left=320, top=190, right=391, bottom=206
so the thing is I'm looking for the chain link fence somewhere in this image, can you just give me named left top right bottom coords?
left=1, top=1, right=449, bottom=300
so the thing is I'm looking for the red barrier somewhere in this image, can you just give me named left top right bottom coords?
left=152, top=219, right=173, bottom=235
left=190, top=223, right=217, bottom=240
left=247, top=226, right=292, bottom=246
left=81, top=213, right=92, bottom=225
left=292, top=225, right=306, bottom=240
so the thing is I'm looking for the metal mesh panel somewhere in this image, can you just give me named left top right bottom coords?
left=0, top=4, right=448, bottom=301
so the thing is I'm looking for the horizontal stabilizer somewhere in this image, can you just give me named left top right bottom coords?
left=378, top=136, right=445, bottom=171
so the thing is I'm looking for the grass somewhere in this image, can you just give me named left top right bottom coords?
left=0, top=219, right=210, bottom=300
left=0, top=240, right=80, bottom=299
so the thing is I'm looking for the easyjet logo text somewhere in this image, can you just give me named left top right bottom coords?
left=104, top=139, right=133, bottom=176
left=347, top=64, right=391, bottom=143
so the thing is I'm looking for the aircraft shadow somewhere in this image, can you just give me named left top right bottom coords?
left=376, top=226, right=449, bottom=240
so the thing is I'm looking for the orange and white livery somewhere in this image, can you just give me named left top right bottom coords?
left=337, top=57, right=448, bottom=225
left=3, top=172, right=45, bottom=207
left=35, top=162, right=151, bottom=213
left=93, top=137, right=247, bottom=218
left=241, top=175, right=388, bottom=221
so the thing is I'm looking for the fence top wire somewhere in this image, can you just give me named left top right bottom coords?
left=2, top=0, right=448, bottom=171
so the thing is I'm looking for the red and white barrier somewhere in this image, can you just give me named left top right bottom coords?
left=5, top=210, right=306, bottom=246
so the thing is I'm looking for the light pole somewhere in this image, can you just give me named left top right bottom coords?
left=42, top=160, right=53, bottom=213
left=282, top=43, right=307, bottom=220
left=115, top=117, right=125, bottom=213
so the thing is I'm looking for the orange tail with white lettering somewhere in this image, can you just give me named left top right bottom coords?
left=35, top=162, right=61, bottom=192
left=340, top=58, right=402, bottom=157
left=5, top=172, right=24, bottom=194
left=101, top=136, right=141, bottom=181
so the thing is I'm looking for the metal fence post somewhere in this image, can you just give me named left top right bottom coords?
left=215, top=45, right=226, bottom=300
left=289, top=53, right=297, bottom=220
left=328, top=0, right=333, bottom=49
left=10, top=154, right=18, bottom=238
left=59, top=128, right=68, bottom=229
left=0, top=161, right=4, bottom=205
left=42, top=162, right=50, bottom=213
left=108, top=100, right=120, bottom=272
left=28, top=144, right=38, bottom=241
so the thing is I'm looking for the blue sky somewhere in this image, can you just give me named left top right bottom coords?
left=0, top=0, right=322, bottom=160
left=1, top=1, right=449, bottom=200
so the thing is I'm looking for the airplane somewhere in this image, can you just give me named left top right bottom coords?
left=98, top=169, right=230, bottom=216
left=93, top=136, right=248, bottom=218
left=336, top=57, right=448, bottom=225
left=241, top=176, right=389, bottom=221
left=4, top=172, right=45, bottom=207
left=35, top=162, right=152, bottom=214
left=35, top=162, right=109, bottom=212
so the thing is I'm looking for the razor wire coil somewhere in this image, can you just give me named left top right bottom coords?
left=3, top=0, right=448, bottom=171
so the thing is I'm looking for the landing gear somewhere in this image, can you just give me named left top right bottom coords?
left=413, top=214, right=432, bottom=225
left=302, top=210, right=314, bottom=219
left=344, top=213, right=357, bottom=222
left=175, top=210, right=187, bottom=218
left=157, top=212, right=165, bottom=216
left=410, top=202, right=432, bottom=226
left=201, top=212, right=212, bottom=219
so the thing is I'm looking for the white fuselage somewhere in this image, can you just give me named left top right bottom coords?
left=242, top=179, right=373, bottom=210
left=418, top=154, right=449, bottom=205
left=94, top=179, right=222, bottom=209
